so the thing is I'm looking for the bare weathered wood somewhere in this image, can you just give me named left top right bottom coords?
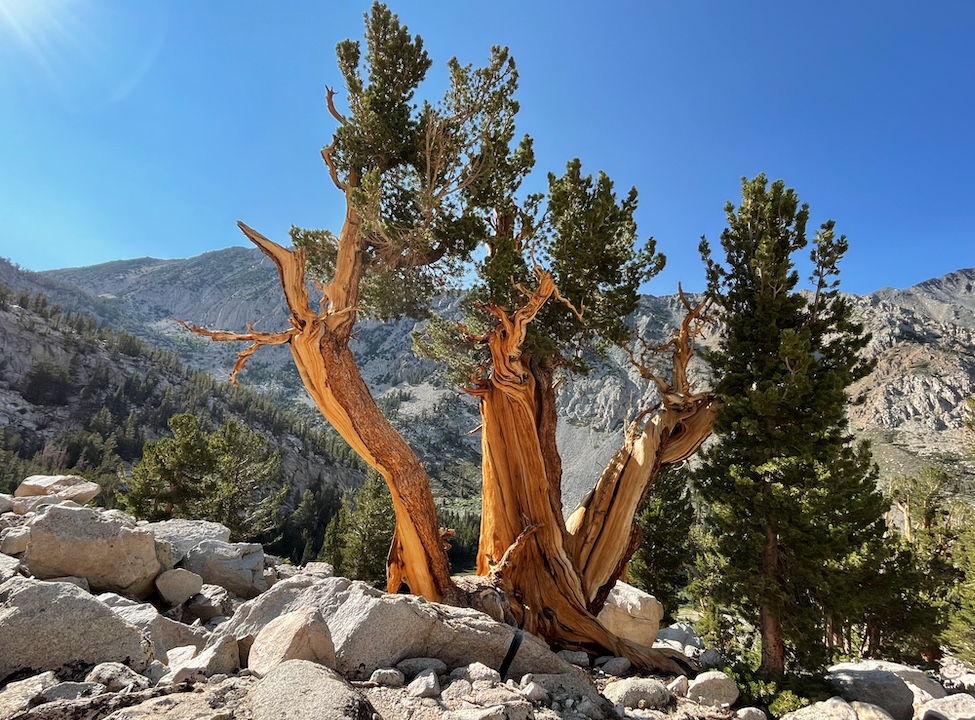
left=565, top=294, right=717, bottom=608
left=184, top=224, right=453, bottom=602
left=470, top=271, right=696, bottom=674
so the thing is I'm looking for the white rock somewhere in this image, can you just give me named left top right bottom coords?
left=0, top=576, right=152, bottom=682
left=9, top=495, right=60, bottom=515
left=0, top=526, right=30, bottom=555
left=107, top=598, right=210, bottom=659
left=602, top=677, right=672, bottom=710
left=914, top=692, right=975, bottom=720
left=219, top=574, right=576, bottom=680
left=687, top=670, right=740, bottom=709
left=0, top=553, right=21, bottom=583
left=521, top=681, right=549, bottom=702
left=158, top=634, right=239, bottom=684
left=369, top=667, right=405, bottom=687
left=407, top=667, right=441, bottom=698
left=300, top=561, right=334, bottom=577
left=155, top=568, right=204, bottom=607
left=85, top=661, right=152, bottom=692
left=655, top=621, right=704, bottom=650
left=736, top=707, right=768, bottom=720
left=597, top=581, right=665, bottom=648
left=39, top=681, right=106, bottom=702
left=250, top=660, right=373, bottom=720
left=397, top=656, right=448, bottom=679
left=850, top=700, right=895, bottom=719
left=15, top=474, right=101, bottom=504
left=144, top=519, right=231, bottom=564
left=465, top=661, right=502, bottom=683
left=249, top=606, right=335, bottom=677
left=666, top=674, right=689, bottom=697
left=23, top=504, right=160, bottom=599
left=0, top=671, right=58, bottom=718
left=180, top=539, right=266, bottom=599
left=828, top=660, right=946, bottom=720
left=780, top=696, right=858, bottom=719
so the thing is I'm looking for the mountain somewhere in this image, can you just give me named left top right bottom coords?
left=4, top=251, right=973, bottom=509
left=0, top=273, right=364, bottom=516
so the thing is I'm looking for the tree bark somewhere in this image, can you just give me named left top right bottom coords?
left=759, top=524, right=786, bottom=676
left=565, top=292, right=717, bottom=611
left=181, top=223, right=453, bottom=602
left=472, top=272, right=696, bottom=675
left=565, top=394, right=716, bottom=611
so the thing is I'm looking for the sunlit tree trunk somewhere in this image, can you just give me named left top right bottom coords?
left=566, top=296, right=717, bottom=609
left=181, top=223, right=453, bottom=602
left=472, top=272, right=711, bottom=674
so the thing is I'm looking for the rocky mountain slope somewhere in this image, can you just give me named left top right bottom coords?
left=0, top=276, right=363, bottom=509
left=4, top=251, right=973, bottom=509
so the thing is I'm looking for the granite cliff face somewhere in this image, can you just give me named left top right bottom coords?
left=7, top=253, right=973, bottom=507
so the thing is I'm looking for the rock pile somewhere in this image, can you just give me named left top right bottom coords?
left=3, top=476, right=975, bottom=720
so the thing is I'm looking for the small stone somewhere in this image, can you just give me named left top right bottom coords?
left=557, top=650, right=590, bottom=668
left=736, top=708, right=769, bottom=720
left=603, top=677, right=672, bottom=710
left=441, top=678, right=474, bottom=703
left=85, top=661, right=152, bottom=692
left=602, top=657, right=632, bottom=676
left=521, top=681, right=549, bottom=703
left=687, top=670, right=740, bottom=709
left=0, top=526, right=30, bottom=554
left=369, top=667, right=405, bottom=687
left=407, top=667, right=441, bottom=698
left=155, top=568, right=204, bottom=607
left=397, top=656, right=448, bottom=679
left=666, top=675, right=689, bottom=697
left=467, top=661, right=502, bottom=684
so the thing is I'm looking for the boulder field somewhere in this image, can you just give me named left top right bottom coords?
left=1, top=476, right=973, bottom=720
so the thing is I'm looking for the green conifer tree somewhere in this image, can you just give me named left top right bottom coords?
left=695, top=175, right=885, bottom=675
left=628, top=464, right=695, bottom=623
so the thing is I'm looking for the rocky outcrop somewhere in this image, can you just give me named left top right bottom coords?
left=14, top=475, right=101, bottom=505
left=0, top=576, right=152, bottom=682
left=23, top=505, right=161, bottom=599
left=180, top=540, right=266, bottom=599
left=829, top=660, right=948, bottom=720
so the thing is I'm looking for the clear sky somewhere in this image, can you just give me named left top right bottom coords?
left=0, top=0, right=971, bottom=295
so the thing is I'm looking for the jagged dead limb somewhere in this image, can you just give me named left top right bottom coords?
left=181, top=227, right=454, bottom=603
left=469, top=270, right=694, bottom=675
left=565, top=292, right=717, bottom=609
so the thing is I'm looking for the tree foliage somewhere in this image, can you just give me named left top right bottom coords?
left=628, top=463, right=696, bottom=624
left=120, top=413, right=284, bottom=540
left=695, top=174, right=885, bottom=675
left=319, top=473, right=396, bottom=588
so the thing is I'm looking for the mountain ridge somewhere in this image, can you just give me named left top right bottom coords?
left=2, top=250, right=971, bottom=508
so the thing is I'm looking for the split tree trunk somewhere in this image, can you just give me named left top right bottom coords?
left=472, top=272, right=712, bottom=675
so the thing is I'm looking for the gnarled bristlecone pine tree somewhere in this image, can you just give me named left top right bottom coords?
left=182, top=3, right=715, bottom=674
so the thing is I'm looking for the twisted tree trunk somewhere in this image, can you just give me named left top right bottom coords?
left=180, top=224, right=454, bottom=602
left=472, top=272, right=711, bottom=674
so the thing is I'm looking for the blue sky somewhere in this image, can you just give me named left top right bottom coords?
left=0, top=0, right=971, bottom=295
